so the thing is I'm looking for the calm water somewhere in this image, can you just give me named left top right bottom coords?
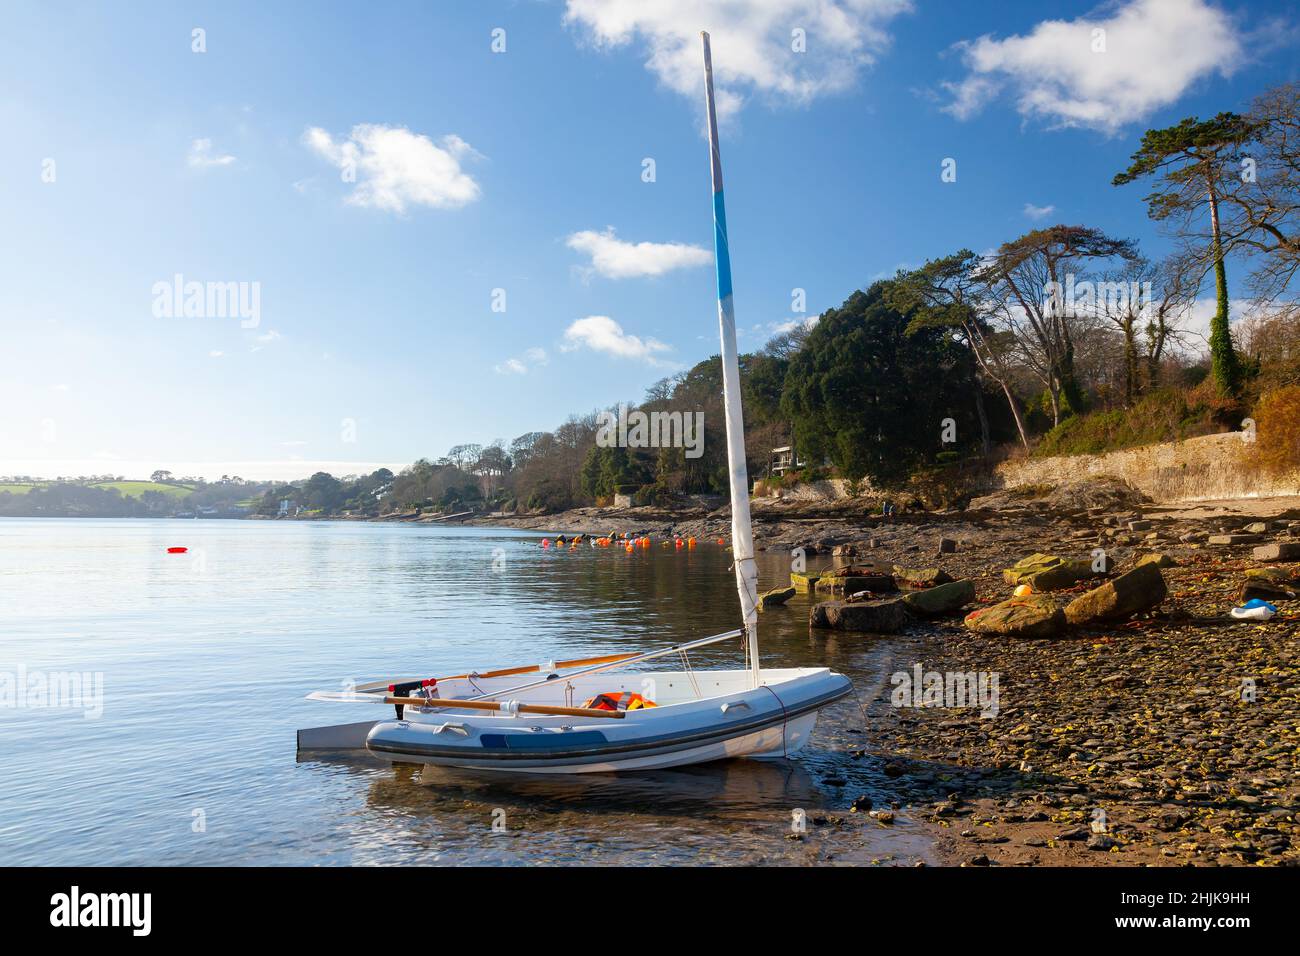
left=0, top=519, right=933, bottom=866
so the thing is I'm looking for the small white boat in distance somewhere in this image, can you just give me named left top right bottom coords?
left=297, top=32, right=853, bottom=773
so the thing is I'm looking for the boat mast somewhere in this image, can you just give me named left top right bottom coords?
left=702, top=32, right=761, bottom=688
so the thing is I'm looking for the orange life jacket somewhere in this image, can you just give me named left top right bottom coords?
left=581, top=691, right=656, bottom=712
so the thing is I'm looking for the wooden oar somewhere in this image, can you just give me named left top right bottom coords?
left=357, top=652, right=642, bottom=695
left=449, top=652, right=640, bottom=681
left=384, top=695, right=626, bottom=720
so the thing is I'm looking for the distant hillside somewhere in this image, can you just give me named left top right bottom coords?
left=0, top=476, right=271, bottom=518
left=88, top=480, right=196, bottom=499
left=0, top=480, right=195, bottom=499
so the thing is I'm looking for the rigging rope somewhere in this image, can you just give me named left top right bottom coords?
left=678, top=648, right=702, bottom=698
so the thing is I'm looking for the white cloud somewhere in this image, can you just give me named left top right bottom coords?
left=494, top=348, right=549, bottom=375
left=494, top=358, right=528, bottom=375
left=188, top=138, right=236, bottom=168
left=304, top=124, right=482, bottom=213
left=941, top=74, right=998, bottom=118
left=255, top=330, right=281, bottom=343
left=208, top=350, right=225, bottom=358
left=1023, top=202, right=1056, bottom=219
left=768, top=314, right=820, bottom=336
left=561, top=315, right=672, bottom=364
left=563, top=0, right=913, bottom=120
left=942, top=0, right=1242, bottom=132
left=566, top=227, right=711, bottom=279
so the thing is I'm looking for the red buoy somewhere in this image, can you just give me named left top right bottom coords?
left=166, top=547, right=188, bottom=554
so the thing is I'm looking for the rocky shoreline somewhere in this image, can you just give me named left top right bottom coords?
left=475, top=481, right=1299, bottom=866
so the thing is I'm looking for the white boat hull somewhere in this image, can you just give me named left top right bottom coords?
left=362, top=668, right=850, bottom=774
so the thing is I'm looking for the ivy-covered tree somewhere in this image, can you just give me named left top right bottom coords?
left=1113, top=113, right=1256, bottom=397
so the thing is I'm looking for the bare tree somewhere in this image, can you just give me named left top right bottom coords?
left=508, top=432, right=546, bottom=470
left=977, top=226, right=1139, bottom=425
left=762, top=320, right=815, bottom=359
left=1090, top=257, right=1152, bottom=406
left=1142, top=253, right=1202, bottom=390
left=1220, top=83, right=1300, bottom=304
left=446, top=444, right=482, bottom=472
left=887, top=252, right=1029, bottom=450
left=475, top=441, right=511, bottom=497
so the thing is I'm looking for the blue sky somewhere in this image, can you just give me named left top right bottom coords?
left=2, top=0, right=1297, bottom=480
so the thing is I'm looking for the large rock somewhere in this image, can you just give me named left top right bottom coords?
left=1252, top=542, right=1300, bottom=562
left=964, top=594, right=1066, bottom=638
left=811, top=598, right=908, bottom=633
left=1240, top=564, right=1299, bottom=602
left=758, top=586, right=796, bottom=609
left=903, top=579, right=976, bottom=617
left=790, top=571, right=821, bottom=592
left=1136, top=552, right=1178, bottom=569
left=1002, top=553, right=1110, bottom=590
left=1239, top=580, right=1296, bottom=603
left=826, top=562, right=890, bottom=576
left=1002, top=554, right=1062, bottom=585
left=892, top=565, right=954, bottom=589
left=1209, top=534, right=1261, bottom=546
left=1064, top=563, right=1168, bottom=625
left=815, top=573, right=897, bottom=595
left=1245, top=566, right=1300, bottom=586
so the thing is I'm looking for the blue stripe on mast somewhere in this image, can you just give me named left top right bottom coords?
left=713, top=190, right=732, bottom=301
left=702, top=31, right=732, bottom=303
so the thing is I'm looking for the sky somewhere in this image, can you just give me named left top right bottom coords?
left=2, top=0, right=1298, bottom=481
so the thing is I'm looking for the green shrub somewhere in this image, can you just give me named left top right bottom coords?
left=633, top=481, right=686, bottom=507
left=526, top=480, right=572, bottom=513
left=1033, top=388, right=1217, bottom=458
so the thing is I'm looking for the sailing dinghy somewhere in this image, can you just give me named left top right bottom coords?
left=297, top=33, right=852, bottom=773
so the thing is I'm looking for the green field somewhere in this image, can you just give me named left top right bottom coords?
left=0, top=480, right=196, bottom=499
left=0, top=482, right=42, bottom=495
left=89, top=481, right=195, bottom=499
